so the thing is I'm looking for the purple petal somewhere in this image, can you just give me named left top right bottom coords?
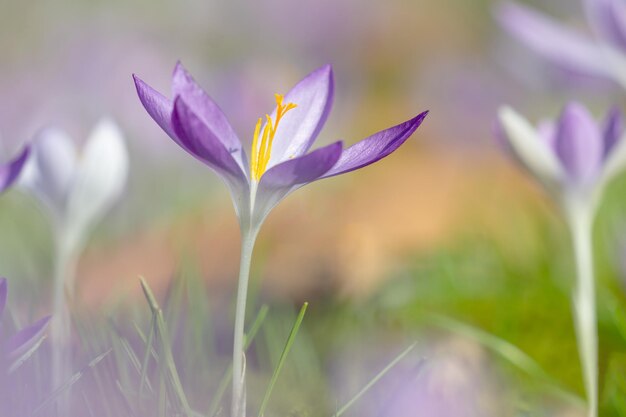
left=172, top=63, right=246, bottom=169
left=495, top=2, right=612, bottom=79
left=253, top=142, right=342, bottom=223
left=536, top=120, right=557, bottom=147
left=0, top=278, right=6, bottom=319
left=554, top=103, right=603, bottom=185
left=26, top=128, right=77, bottom=213
left=260, top=141, right=343, bottom=188
left=5, top=316, right=50, bottom=360
left=602, top=106, right=624, bottom=157
left=133, top=74, right=176, bottom=139
left=171, top=97, right=247, bottom=183
left=266, top=65, right=334, bottom=167
left=322, top=111, right=428, bottom=178
left=584, top=0, right=626, bottom=50
left=0, top=146, right=30, bottom=194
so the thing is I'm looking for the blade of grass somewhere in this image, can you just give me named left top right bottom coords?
left=8, top=335, right=47, bottom=373
left=31, top=349, right=111, bottom=416
left=427, top=313, right=584, bottom=407
left=207, top=305, right=269, bottom=417
left=139, top=314, right=156, bottom=397
left=333, top=342, right=417, bottom=417
left=257, top=302, right=308, bottom=417
left=139, top=277, right=196, bottom=417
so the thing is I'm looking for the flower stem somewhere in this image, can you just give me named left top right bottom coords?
left=50, top=233, right=78, bottom=404
left=567, top=202, right=598, bottom=417
left=231, top=228, right=258, bottom=417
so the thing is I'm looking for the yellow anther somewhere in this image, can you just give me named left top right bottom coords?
left=250, top=94, right=297, bottom=181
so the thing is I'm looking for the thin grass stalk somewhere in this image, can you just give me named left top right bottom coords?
left=257, top=302, right=308, bottom=417
left=333, top=342, right=417, bottom=417
left=139, top=277, right=195, bottom=416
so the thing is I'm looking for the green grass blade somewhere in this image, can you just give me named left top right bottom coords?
left=333, top=342, right=417, bottom=417
left=427, top=313, right=584, bottom=407
left=207, top=305, right=269, bottom=417
left=139, top=277, right=196, bottom=417
left=139, top=314, right=156, bottom=398
left=31, top=349, right=111, bottom=416
left=257, top=302, right=308, bottom=417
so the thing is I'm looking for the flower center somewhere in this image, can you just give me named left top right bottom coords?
left=250, top=94, right=297, bottom=181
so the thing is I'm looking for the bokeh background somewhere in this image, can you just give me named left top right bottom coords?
left=1, top=0, right=626, bottom=416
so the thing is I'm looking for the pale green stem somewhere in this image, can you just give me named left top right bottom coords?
left=566, top=201, right=598, bottom=417
left=231, top=226, right=259, bottom=417
left=50, top=232, right=78, bottom=406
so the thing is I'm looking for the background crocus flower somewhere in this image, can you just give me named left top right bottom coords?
left=20, top=119, right=129, bottom=257
left=18, top=119, right=128, bottom=395
left=497, top=102, right=626, bottom=417
left=133, top=62, right=428, bottom=417
left=497, top=103, right=626, bottom=207
left=495, top=0, right=626, bottom=89
left=0, top=146, right=30, bottom=194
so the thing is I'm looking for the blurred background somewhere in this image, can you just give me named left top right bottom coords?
left=1, top=0, right=626, bottom=416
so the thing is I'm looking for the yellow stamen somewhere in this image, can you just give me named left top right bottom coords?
left=250, top=94, right=297, bottom=181
left=257, top=116, right=272, bottom=175
left=250, top=118, right=262, bottom=178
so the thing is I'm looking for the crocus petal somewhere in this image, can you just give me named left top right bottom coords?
left=321, top=111, right=427, bottom=178
left=21, top=128, right=77, bottom=215
left=64, top=119, right=129, bottom=252
left=252, top=141, right=342, bottom=225
left=172, top=97, right=248, bottom=183
left=584, top=0, right=626, bottom=50
left=172, top=63, right=246, bottom=171
left=5, top=316, right=50, bottom=360
left=600, top=124, right=626, bottom=184
left=602, top=106, right=624, bottom=157
left=265, top=65, right=334, bottom=168
left=495, top=2, right=613, bottom=79
left=0, top=278, right=6, bottom=319
left=497, top=106, right=564, bottom=185
left=0, top=145, right=30, bottom=194
left=260, top=141, right=342, bottom=188
left=133, top=74, right=176, bottom=138
left=554, top=103, right=604, bottom=185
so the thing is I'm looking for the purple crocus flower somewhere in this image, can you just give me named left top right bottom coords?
left=133, top=63, right=427, bottom=232
left=0, top=146, right=30, bottom=194
left=497, top=103, right=626, bottom=205
left=134, top=62, right=427, bottom=417
left=495, top=0, right=626, bottom=88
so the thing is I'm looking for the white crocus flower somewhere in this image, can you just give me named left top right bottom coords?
left=20, top=119, right=129, bottom=257
left=19, top=118, right=128, bottom=392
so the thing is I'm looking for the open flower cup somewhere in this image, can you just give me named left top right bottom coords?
left=134, top=62, right=428, bottom=417
left=134, top=63, right=427, bottom=235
